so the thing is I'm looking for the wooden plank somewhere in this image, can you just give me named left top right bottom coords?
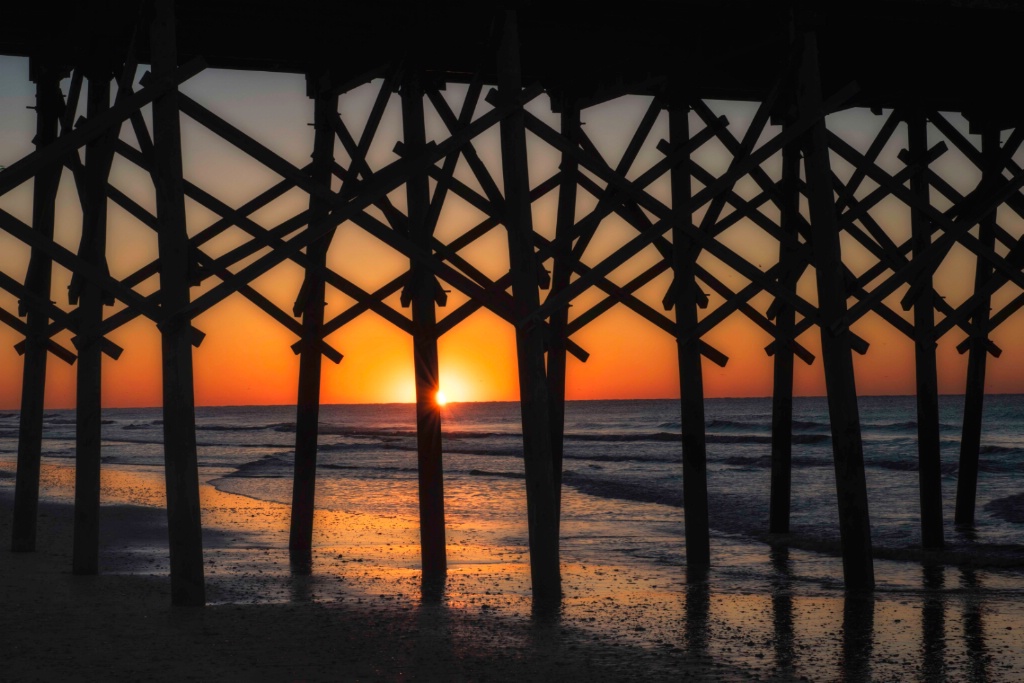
left=828, top=132, right=1024, bottom=327
left=151, top=0, right=205, bottom=606
left=590, top=185, right=815, bottom=364
left=0, top=206, right=165, bottom=326
left=566, top=261, right=670, bottom=335
left=0, top=278, right=79, bottom=364
left=518, top=85, right=859, bottom=332
left=110, top=141, right=361, bottom=350
left=497, top=10, right=560, bottom=606
left=426, top=86, right=505, bottom=209
left=955, top=124, right=1000, bottom=528
left=908, top=113, right=944, bottom=549
left=796, top=30, right=874, bottom=590
left=289, top=82, right=338, bottom=572
left=174, top=82, right=545, bottom=325
left=0, top=57, right=205, bottom=199
left=669, top=93, right=710, bottom=569
left=12, top=62, right=63, bottom=553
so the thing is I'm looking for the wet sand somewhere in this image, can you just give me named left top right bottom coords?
left=3, top=460, right=1024, bottom=681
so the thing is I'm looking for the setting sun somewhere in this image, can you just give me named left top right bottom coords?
left=435, top=390, right=448, bottom=406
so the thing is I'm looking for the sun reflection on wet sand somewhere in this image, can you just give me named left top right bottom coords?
left=4, top=456, right=1024, bottom=680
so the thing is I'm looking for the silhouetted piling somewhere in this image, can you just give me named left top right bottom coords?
left=402, top=71, right=448, bottom=581
left=288, top=78, right=338, bottom=573
left=908, top=112, right=944, bottom=549
left=769, top=141, right=800, bottom=535
left=497, top=9, right=561, bottom=604
left=796, top=30, right=873, bottom=590
left=546, top=103, right=580, bottom=532
left=151, top=0, right=205, bottom=606
left=668, top=91, right=711, bottom=569
left=955, top=123, right=999, bottom=528
left=72, top=71, right=113, bottom=576
left=11, top=60, right=63, bottom=553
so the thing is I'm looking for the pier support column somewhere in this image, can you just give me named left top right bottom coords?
left=497, top=9, right=561, bottom=604
left=908, top=112, right=944, bottom=549
left=400, top=73, right=447, bottom=582
left=955, top=124, right=998, bottom=528
left=546, top=103, right=580, bottom=532
left=71, top=70, right=114, bottom=576
left=668, top=94, right=711, bottom=569
left=769, top=141, right=801, bottom=535
left=288, top=77, right=339, bottom=573
left=12, top=60, right=63, bottom=553
left=796, top=31, right=874, bottom=590
left=151, top=0, right=205, bottom=606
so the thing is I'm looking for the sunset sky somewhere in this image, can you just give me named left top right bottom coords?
left=0, top=56, right=1022, bottom=410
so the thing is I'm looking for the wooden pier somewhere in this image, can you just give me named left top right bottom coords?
left=2, top=0, right=1024, bottom=606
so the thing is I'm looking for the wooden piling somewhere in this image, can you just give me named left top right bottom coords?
left=496, top=9, right=561, bottom=603
left=546, top=103, right=580, bottom=531
left=668, top=94, right=711, bottom=568
left=908, top=112, right=945, bottom=549
left=796, top=31, right=874, bottom=590
left=769, top=141, right=800, bottom=535
left=288, top=78, right=338, bottom=572
left=71, top=72, right=113, bottom=576
left=11, top=60, right=63, bottom=553
left=401, top=73, right=447, bottom=581
left=955, top=124, right=998, bottom=528
left=150, top=0, right=206, bottom=606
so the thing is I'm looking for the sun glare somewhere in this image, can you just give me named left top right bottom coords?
left=435, top=389, right=448, bottom=406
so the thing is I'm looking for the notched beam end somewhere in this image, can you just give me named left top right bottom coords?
left=699, top=341, right=729, bottom=368
left=290, top=338, right=344, bottom=364
left=101, top=338, right=124, bottom=360
left=566, top=338, right=589, bottom=363
left=50, top=341, right=78, bottom=365
left=956, top=336, right=1002, bottom=357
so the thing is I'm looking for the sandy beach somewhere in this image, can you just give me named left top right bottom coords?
left=3, top=459, right=1024, bottom=681
left=0, top=462, right=705, bottom=682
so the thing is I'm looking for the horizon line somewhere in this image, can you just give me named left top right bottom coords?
left=7, top=391, right=1021, bottom=412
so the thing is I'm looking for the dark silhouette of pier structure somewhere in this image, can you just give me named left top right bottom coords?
left=2, top=0, right=1023, bottom=606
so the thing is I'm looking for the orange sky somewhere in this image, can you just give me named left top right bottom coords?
left=0, top=59, right=1022, bottom=409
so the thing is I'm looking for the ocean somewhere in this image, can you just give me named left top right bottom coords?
left=3, top=395, right=1023, bottom=568
left=2, top=395, right=1024, bottom=679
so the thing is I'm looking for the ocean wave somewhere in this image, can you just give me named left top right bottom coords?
left=0, top=413, right=16, bottom=420
left=226, top=454, right=293, bottom=478
left=562, top=472, right=682, bottom=508
left=984, top=493, right=1024, bottom=524
left=196, top=424, right=273, bottom=432
left=705, top=419, right=765, bottom=430
left=42, top=416, right=115, bottom=425
left=467, top=469, right=524, bottom=480
left=979, top=445, right=1024, bottom=456
left=792, top=420, right=830, bottom=430
left=872, top=458, right=959, bottom=475
left=862, top=420, right=957, bottom=432
left=565, top=431, right=680, bottom=443
left=707, top=433, right=830, bottom=445
left=720, top=454, right=833, bottom=468
left=565, top=453, right=681, bottom=464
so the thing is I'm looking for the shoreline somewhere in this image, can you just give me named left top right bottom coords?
left=1, top=461, right=702, bottom=682
left=4, top=459, right=1024, bottom=680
